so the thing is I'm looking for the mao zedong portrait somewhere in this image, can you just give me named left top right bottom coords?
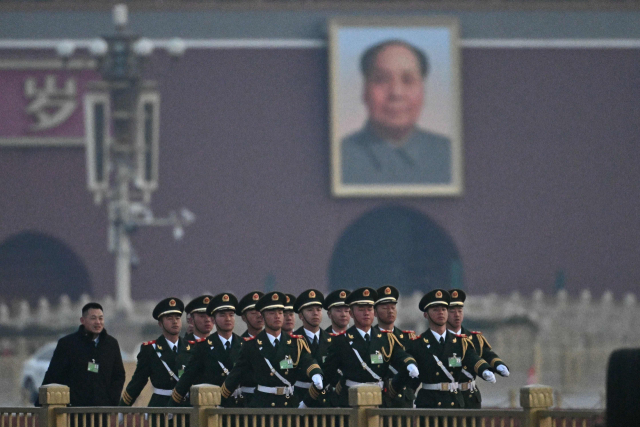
left=341, top=40, right=452, bottom=185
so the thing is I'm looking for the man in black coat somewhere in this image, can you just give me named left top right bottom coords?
left=41, top=302, right=126, bottom=406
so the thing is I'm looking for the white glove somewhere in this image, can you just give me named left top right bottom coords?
left=312, top=374, right=323, bottom=390
left=298, top=401, right=307, bottom=408
left=407, top=364, right=419, bottom=379
left=482, top=370, right=496, bottom=383
left=118, top=414, right=124, bottom=425
left=496, top=365, right=510, bottom=377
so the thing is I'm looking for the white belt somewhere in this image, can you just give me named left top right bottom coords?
left=294, top=381, right=312, bottom=389
left=256, top=385, right=294, bottom=396
left=152, top=387, right=173, bottom=396
left=345, top=379, right=384, bottom=389
left=421, top=382, right=459, bottom=392
left=240, top=387, right=255, bottom=394
left=459, top=380, right=477, bottom=392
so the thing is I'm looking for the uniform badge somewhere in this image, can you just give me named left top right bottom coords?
left=222, top=294, right=229, bottom=302
left=157, top=345, right=163, bottom=350
left=453, top=338, right=457, bottom=343
left=253, top=293, right=260, bottom=301
left=287, top=340, right=291, bottom=344
left=186, top=344, right=191, bottom=350
left=208, top=340, right=213, bottom=345
left=377, top=334, right=382, bottom=338
left=272, top=293, right=279, bottom=301
left=435, top=291, right=442, bottom=298
left=309, top=290, right=316, bottom=298
left=203, top=297, right=210, bottom=304
left=400, top=334, right=404, bottom=339
left=280, top=355, right=294, bottom=369
left=423, top=338, right=429, bottom=343
left=327, top=338, right=331, bottom=342
left=363, top=289, right=370, bottom=297
left=448, top=353, right=462, bottom=368
left=384, top=287, right=391, bottom=295
left=370, top=351, right=383, bottom=364
left=257, top=339, right=262, bottom=345
left=451, top=291, right=459, bottom=298
left=348, top=334, right=354, bottom=339
left=169, top=299, right=176, bottom=307
left=286, top=295, right=290, bottom=303
left=339, top=291, right=346, bottom=298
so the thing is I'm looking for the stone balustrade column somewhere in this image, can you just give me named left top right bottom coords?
left=190, top=384, right=221, bottom=427
left=39, top=384, right=70, bottom=427
left=520, top=384, right=553, bottom=427
left=349, top=385, right=382, bottom=427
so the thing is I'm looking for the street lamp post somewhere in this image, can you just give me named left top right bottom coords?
left=61, top=4, right=193, bottom=314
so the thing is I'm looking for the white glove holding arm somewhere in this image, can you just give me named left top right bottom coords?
left=312, top=374, right=323, bottom=390
left=482, top=370, right=496, bottom=383
left=407, top=363, right=420, bottom=379
left=496, top=365, right=510, bottom=377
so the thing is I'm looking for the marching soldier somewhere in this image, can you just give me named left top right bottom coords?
left=183, top=295, right=215, bottom=341
left=236, top=291, right=265, bottom=403
left=119, top=298, right=195, bottom=410
left=324, top=287, right=420, bottom=407
left=403, top=289, right=495, bottom=409
left=168, top=293, right=244, bottom=408
left=220, top=291, right=324, bottom=408
left=292, top=289, right=332, bottom=407
left=282, top=294, right=297, bottom=334
left=238, top=291, right=264, bottom=338
left=373, top=285, right=416, bottom=408
left=323, top=289, right=351, bottom=334
left=446, top=289, right=509, bottom=409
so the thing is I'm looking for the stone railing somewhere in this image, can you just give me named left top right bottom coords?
left=3, top=384, right=602, bottom=427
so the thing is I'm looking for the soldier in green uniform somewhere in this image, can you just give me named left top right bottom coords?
left=324, top=287, right=420, bottom=408
left=236, top=291, right=265, bottom=403
left=446, top=289, right=509, bottom=409
left=220, top=291, right=324, bottom=408
left=183, top=295, right=215, bottom=342
left=292, top=289, right=332, bottom=407
left=238, top=291, right=264, bottom=338
left=168, top=293, right=244, bottom=408
left=119, top=298, right=195, bottom=412
left=282, top=294, right=297, bottom=335
left=323, top=289, right=351, bottom=334
left=402, top=289, right=496, bottom=410
left=373, top=285, right=416, bottom=408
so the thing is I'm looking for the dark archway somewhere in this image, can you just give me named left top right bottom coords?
left=329, top=205, right=462, bottom=295
left=0, top=231, right=92, bottom=305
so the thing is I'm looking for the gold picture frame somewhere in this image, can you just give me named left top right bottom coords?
left=329, top=16, right=463, bottom=197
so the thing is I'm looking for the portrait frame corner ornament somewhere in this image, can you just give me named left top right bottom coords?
left=328, top=15, right=463, bottom=198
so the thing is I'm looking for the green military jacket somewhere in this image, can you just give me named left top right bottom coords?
left=373, top=325, right=416, bottom=408
left=324, top=325, right=416, bottom=407
left=292, top=327, right=333, bottom=407
left=456, top=326, right=508, bottom=408
left=169, top=332, right=243, bottom=407
left=221, top=330, right=323, bottom=408
left=405, top=330, right=490, bottom=409
left=120, top=335, right=195, bottom=407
